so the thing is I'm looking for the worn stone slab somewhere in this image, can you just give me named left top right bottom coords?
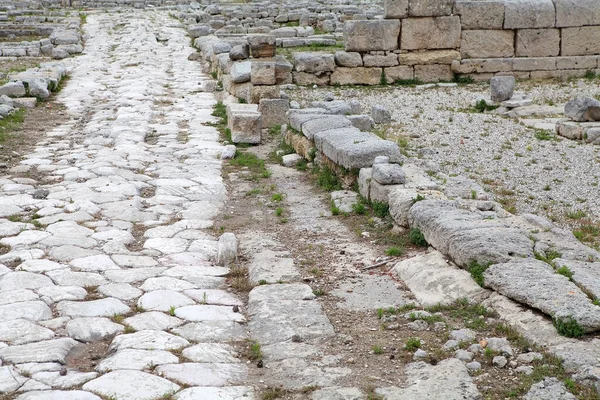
left=344, top=20, right=401, bottom=52
left=104, top=267, right=167, bottom=284
left=0, top=338, right=78, bottom=364
left=553, top=259, right=600, bottom=300
left=38, top=286, right=88, bottom=303
left=263, top=357, right=351, bottom=390
left=0, top=289, right=39, bottom=305
left=174, top=305, right=245, bottom=322
left=96, top=349, right=179, bottom=372
left=123, top=312, right=184, bottom=331
left=98, top=283, right=143, bottom=301
left=183, top=289, right=243, bottom=306
left=31, top=370, right=98, bottom=389
left=82, top=370, right=180, bottom=400
left=70, top=254, right=119, bottom=272
left=401, top=17, right=461, bottom=50
left=0, top=366, right=50, bottom=393
left=173, top=387, right=255, bottom=400
left=57, top=298, right=131, bottom=317
left=137, top=290, right=195, bottom=312
left=15, top=391, right=102, bottom=400
left=157, top=363, right=247, bottom=387
left=393, top=251, right=490, bottom=306
left=503, top=0, right=556, bottom=29
left=0, top=300, right=52, bottom=323
left=0, top=271, right=55, bottom=292
left=182, top=343, right=240, bottom=363
left=311, top=387, right=366, bottom=399
left=330, top=274, right=413, bottom=311
left=172, top=321, right=248, bottom=342
left=375, top=358, right=480, bottom=399
left=109, top=330, right=190, bottom=352
left=248, top=249, right=299, bottom=284
left=524, top=377, right=576, bottom=400
left=66, top=317, right=124, bottom=342
left=0, top=319, right=54, bottom=345
left=484, top=260, right=600, bottom=332
left=46, top=270, right=107, bottom=287
left=455, top=1, right=505, bottom=29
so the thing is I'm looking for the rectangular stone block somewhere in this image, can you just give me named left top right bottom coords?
left=344, top=20, right=401, bottom=52
left=330, top=67, right=382, bottom=85
left=554, top=0, right=600, bottom=28
left=530, top=69, right=587, bottom=80
left=385, top=0, right=408, bottom=18
left=555, top=56, right=598, bottom=70
left=562, top=26, right=600, bottom=56
left=503, top=0, right=555, bottom=29
left=292, top=72, right=331, bottom=86
left=363, top=53, right=399, bottom=67
left=248, top=35, right=276, bottom=58
left=515, top=29, right=560, bottom=57
left=513, top=57, right=557, bottom=71
left=398, top=50, right=460, bottom=65
left=452, top=58, right=513, bottom=73
left=454, top=1, right=504, bottom=29
left=258, top=98, right=290, bottom=128
left=460, top=30, right=514, bottom=58
left=249, top=85, right=280, bottom=104
left=401, top=17, right=461, bottom=50
left=251, top=62, right=276, bottom=85
left=414, top=64, right=454, bottom=82
left=408, top=0, right=454, bottom=17
left=228, top=111, right=262, bottom=144
left=384, top=65, right=414, bottom=82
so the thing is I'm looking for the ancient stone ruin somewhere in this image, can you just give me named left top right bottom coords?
left=0, top=0, right=599, bottom=399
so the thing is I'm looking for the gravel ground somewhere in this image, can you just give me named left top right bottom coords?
left=288, top=79, right=600, bottom=236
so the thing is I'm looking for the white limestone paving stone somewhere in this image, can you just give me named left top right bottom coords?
left=0, top=271, right=55, bottom=291
left=0, top=366, right=49, bottom=393
left=82, top=370, right=180, bottom=400
left=172, top=321, right=248, bottom=342
left=37, top=286, right=88, bottom=303
left=156, top=363, right=247, bottom=386
left=182, top=343, right=240, bottom=363
left=0, top=338, right=79, bottom=364
left=104, top=267, right=167, bottom=283
left=137, top=290, right=195, bottom=311
left=123, top=311, right=184, bottom=331
left=173, top=387, right=255, bottom=400
left=108, top=330, right=190, bottom=352
left=183, top=289, right=243, bottom=306
left=69, top=254, right=120, bottom=272
left=0, top=319, right=54, bottom=344
left=96, top=349, right=179, bottom=372
left=139, top=276, right=196, bottom=291
left=66, top=317, right=124, bottom=342
left=15, top=390, right=103, bottom=400
left=16, top=259, right=66, bottom=273
left=31, top=370, right=98, bottom=389
left=0, top=300, right=52, bottom=322
left=174, top=305, right=246, bottom=322
left=45, top=270, right=107, bottom=287
left=97, top=283, right=143, bottom=300
left=57, top=298, right=131, bottom=317
left=0, top=289, right=38, bottom=305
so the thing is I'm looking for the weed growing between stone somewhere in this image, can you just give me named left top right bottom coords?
left=0, top=109, right=25, bottom=142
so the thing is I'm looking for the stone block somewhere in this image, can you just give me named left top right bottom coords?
left=293, top=52, right=335, bottom=73
left=347, top=115, right=375, bottom=131
left=503, top=0, right=555, bottom=29
left=454, top=1, right=504, bottom=29
left=334, top=51, right=363, bottom=67
left=562, top=27, right=600, bottom=56
left=460, top=30, right=514, bottom=58
left=414, top=64, right=454, bottom=82
left=530, top=69, right=586, bottom=79
left=490, top=76, right=515, bottom=102
left=258, top=99, right=290, bottom=128
left=554, top=0, right=600, bottom=27
left=363, top=54, right=399, bottom=67
left=248, top=35, right=276, bottom=58
left=372, top=163, right=406, bottom=184
left=331, top=67, right=382, bottom=85
left=275, top=58, right=293, bottom=84
left=398, top=50, right=460, bottom=65
left=228, top=111, right=262, bottom=144
left=385, top=65, right=414, bottom=82
left=372, top=105, right=392, bottom=124
left=358, top=168, right=372, bottom=200
left=251, top=62, right=276, bottom=85
left=345, top=20, right=401, bottom=52
left=384, top=0, right=409, bottom=18
left=292, top=72, right=331, bottom=86
left=230, top=61, right=251, bottom=83
left=249, top=85, right=280, bottom=104
left=401, top=17, right=461, bottom=50
left=513, top=57, right=556, bottom=71
left=452, top=58, right=513, bottom=74
left=409, top=0, right=454, bottom=16
left=515, top=29, right=560, bottom=57
left=555, top=56, right=598, bottom=70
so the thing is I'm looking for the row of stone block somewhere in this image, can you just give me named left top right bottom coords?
left=384, top=0, right=600, bottom=29
left=452, top=56, right=600, bottom=74
left=345, top=18, right=600, bottom=58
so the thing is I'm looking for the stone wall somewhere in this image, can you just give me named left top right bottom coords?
left=333, top=0, right=600, bottom=83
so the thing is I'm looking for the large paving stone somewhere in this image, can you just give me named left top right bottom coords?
left=0, top=289, right=38, bottom=305
left=174, top=305, right=245, bottom=322
left=553, top=259, right=600, bottom=300
left=16, top=259, right=66, bottom=273
left=0, top=271, right=54, bottom=291
left=15, top=391, right=102, bottom=400
left=263, top=357, right=351, bottom=390
left=66, top=317, right=124, bottom=342
left=173, top=387, right=255, bottom=400
left=484, top=260, right=600, bottom=332
left=38, top=286, right=88, bottom=303
left=46, top=270, right=107, bottom=287
left=31, top=370, right=98, bottom=389
left=57, top=298, right=131, bottom=317
left=393, top=251, right=490, bottom=306
left=98, top=283, right=143, bottom=300
left=123, top=311, right=184, bottom=331
left=330, top=274, right=413, bottom=311
left=0, top=338, right=78, bottom=364
left=172, top=321, right=248, bottom=342
left=156, top=363, right=247, bottom=386
left=82, top=370, right=180, bottom=400
left=0, top=300, right=52, bottom=322
left=249, top=284, right=334, bottom=345
left=109, top=330, right=190, bottom=352
left=248, top=249, right=299, bottom=284
left=408, top=200, right=533, bottom=268
left=104, top=267, right=167, bottom=284
left=0, top=366, right=50, bottom=393
left=137, top=290, right=195, bottom=312
left=524, top=377, right=576, bottom=400
left=182, top=343, right=240, bottom=363
left=183, top=289, right=242, bottom=306
left=375, top=358, right=480, bottom=399
left=70, top=254, right=119, bottom=272
left=0, top=319, right=54, bottom=344
left=140, top=277, right=196, bottom=291
left=96, top=349, right=179, bottom=372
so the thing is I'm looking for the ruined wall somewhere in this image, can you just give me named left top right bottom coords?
left=338, top=0, right=600, bottom=83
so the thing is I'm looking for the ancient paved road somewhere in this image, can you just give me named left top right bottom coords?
left=0, top=10, right=253, bottom=400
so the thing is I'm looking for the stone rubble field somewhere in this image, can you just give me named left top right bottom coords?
left=0, top=1, right=600, bottom=400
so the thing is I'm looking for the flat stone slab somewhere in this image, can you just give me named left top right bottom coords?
left=0, top=338, right=79, bottom=364
left=330, top=274, right=413, bottom=311
left=31, top=370, right=98, bottom=389
left=98, top=283, right=143, bottom=301
left=183, top=289, right=243, bottom=306
left=524, top=377, right=576, bottom=400
left=82, top=370, right=180, bottom=400
left=173, top=387, right=255, bottom=400
left=248, top=249, right=299, bottom=284
left=0, top=271, right=55, bottom=291
left=96, top=349, right=179, bottom=372
left=172, top=321, right=248, bottom=342
left=57, top=298, right=131, bottom=317
left=181, top=343, right=240, bottom=363
left=392, top=251, right=490, bottom=306
left=123, top=312, right=184, bottom=331
left=15, top=391, right=102, bottom=400
left=375, top=358, right=480, bottom=399
left=38, top=286, right=88, bottom=303
left=0, top=300, right=52, bottom=322
left=139, top=277, right=196, bottom=291
left=0, top=365, right=49, bottom=393
left=66, top=317, right=124, bottom=342
left=0, top=289, right=38, bottom=305
left=0, top=319, right=54, bottom=344
left=175, top=305, right=246, bottom=322
left=484, top=260, right=600, bottom=332
left=109, top=330, right=190, bottom=352
left=263, top=357, right=351, bottom=390
left=156, top=363, right=247, bottom=386
left=137, top=290, right=195, bottom=312
left=553, top=258, right=600, bottom=300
